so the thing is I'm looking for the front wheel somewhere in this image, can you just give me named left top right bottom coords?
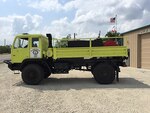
left=22, top=64, right=44, bottom=85
left=92, top=63, right=115, bottom=84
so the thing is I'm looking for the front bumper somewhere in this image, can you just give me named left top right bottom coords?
left=3, top=60, right=16, bottom=70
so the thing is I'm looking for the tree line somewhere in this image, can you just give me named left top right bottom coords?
left=0, top=46, right=11, bottom=54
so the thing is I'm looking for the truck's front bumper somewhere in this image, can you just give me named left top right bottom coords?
left=3, top=60, right=16, bottom=71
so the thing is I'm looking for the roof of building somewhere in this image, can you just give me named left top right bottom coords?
left=121, top=24, right=150, bottom=35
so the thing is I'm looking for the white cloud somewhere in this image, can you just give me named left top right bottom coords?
left=42, top=17, right=74, bottom=38
left=12, top=14, right=42, bottom=34
left=27, top=0, right=150, bottom=36
left=0, top=14, right=43, bottom=45
left=43, top=16, right=101, bottom=38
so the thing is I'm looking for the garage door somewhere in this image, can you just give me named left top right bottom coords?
left=141, top=33, right=150, bottom=69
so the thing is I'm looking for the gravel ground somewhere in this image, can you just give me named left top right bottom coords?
left=0, top=54, right=10, bottom=63
left=0, top=63, right=150, bottom=113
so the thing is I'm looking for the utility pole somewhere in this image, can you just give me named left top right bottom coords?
left=98, top=31, right=101, bottom=38
left=4, top=39, right=6, bottom=46
left=115, top=15, right=117, bottom=32
left=74, top=33, right=77, bottom=40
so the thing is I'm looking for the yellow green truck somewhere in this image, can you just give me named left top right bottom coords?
left=4, top=33, right=128, bottom=85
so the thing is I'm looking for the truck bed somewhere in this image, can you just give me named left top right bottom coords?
left=48, top=46, right=128, bottom=59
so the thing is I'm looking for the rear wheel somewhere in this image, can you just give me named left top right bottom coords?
left=92, top=63, right=115, bottom=84
left=22, top=64, right=44, bottom=85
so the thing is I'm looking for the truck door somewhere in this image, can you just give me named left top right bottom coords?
left=11, top=37, right=29, bottom=63
left=30, top=37, right=42, bottom=58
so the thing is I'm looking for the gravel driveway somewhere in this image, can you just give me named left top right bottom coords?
left=0, top=63, right=150, bottom=113
left=0, top=54, right=10, bottom=63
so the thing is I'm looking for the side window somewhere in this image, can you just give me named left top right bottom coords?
left=32, top=38, right=39, bottom=47
left=14, top=38, right=28, bottom=48
left=14, top=38, right=19, bottom=48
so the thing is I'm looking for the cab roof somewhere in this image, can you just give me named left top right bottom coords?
left=16, top=33, right=46, bottom=38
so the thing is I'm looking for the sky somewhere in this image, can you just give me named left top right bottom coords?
left=0, top=0, right=150, bottom=45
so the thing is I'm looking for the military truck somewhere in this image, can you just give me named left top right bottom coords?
left=4, top=33, right=128, bottom=85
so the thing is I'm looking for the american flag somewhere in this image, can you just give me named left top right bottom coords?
left=110, top=17, right=116, bottom=23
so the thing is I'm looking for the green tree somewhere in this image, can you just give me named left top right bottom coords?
left=105, top=31, right=120, bottom=37
left=105, top=31, right=123, bottom=46
left=0, top=46, right=11, bottom=54
left=55, top=37, right=70, bottom=48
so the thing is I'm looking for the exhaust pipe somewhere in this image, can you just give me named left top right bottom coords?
left=46, top=34, right=52, bottom=48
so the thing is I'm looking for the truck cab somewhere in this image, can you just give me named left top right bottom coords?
left=11, top=33, right=48, bottom=63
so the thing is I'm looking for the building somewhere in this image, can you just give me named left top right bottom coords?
left=122, top=24, right=150, bottom=69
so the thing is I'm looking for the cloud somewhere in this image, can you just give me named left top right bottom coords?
left=12, top=14, right=43, bottom=34
left=69, top=0, right=149, bottom=32
left=27, top=0, right=78, bottom=12
left=43, top=16, right=100, bottom=38
left=42, top=17, right=74, bottom=38
left=27, top=0, right=150, bottom=35
left=0, top=14, right=43, bottom=45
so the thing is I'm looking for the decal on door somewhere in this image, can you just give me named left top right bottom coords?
left=30, top=48, right=41, bottom=58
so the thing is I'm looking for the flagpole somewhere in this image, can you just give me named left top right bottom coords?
left=116, top=15, right=117, bottom=32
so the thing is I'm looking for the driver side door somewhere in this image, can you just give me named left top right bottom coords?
left=11, top=37, right=30, bottom=63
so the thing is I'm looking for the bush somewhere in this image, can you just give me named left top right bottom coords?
left=0, top=46, right=11, bottom=54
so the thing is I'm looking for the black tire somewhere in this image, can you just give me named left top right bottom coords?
left=92, top=63, right=115, bottom=84
left=22, top=64, right=44, bottom=85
